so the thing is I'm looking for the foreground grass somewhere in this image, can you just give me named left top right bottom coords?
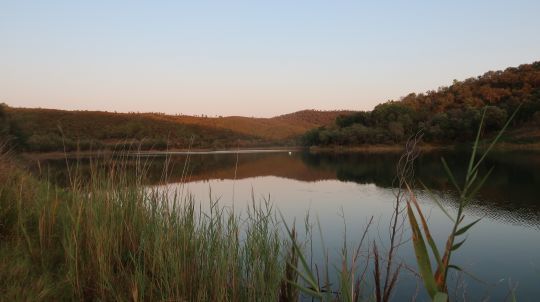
left=1, top=106, right=518, bottom=301
left=0, top=152, right=290, bottom=301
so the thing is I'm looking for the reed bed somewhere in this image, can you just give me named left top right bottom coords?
left=0, top=106, right=517, bottom=301
left=0, top=151, right=290, bottom=301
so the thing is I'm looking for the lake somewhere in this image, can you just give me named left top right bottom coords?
left=30, top=149, right=540, bottom=301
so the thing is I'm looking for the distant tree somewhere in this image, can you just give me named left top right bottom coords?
left=301, top=127, right=322, bottom=146
left=335, top=114, right=354, bottom=128
left=372, top=102, right=415, bottom=128
left=303, top=60, right=540, bottom=145
left=484, top=106, right=508, bottom=131
left=318, top=129, right=332, bottom=145
left=335, top=111, right=371, bottom=128
left=388, top=121, right=404, bottom=141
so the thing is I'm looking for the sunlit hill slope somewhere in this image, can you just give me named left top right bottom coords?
left=0, top=106, right=351, bottom=152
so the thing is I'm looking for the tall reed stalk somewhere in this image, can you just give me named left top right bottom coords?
left=0, top=150, right=289, bottom=301
left=0, top=105, right=521, bottom=301
left=405, top=106, right=520, bottom=302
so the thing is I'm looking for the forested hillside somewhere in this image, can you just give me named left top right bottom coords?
left=0, top=106, right=264, bottom=152
left=3, top=62, right=540, bottom=152
left=303, top=61, right=540, bottom=146
left=0, top=105, right=346, bottom=152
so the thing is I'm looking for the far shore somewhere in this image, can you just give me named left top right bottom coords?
left=20, top=146, right=302, bottom=160
left=311, top=142, right=540, bottom=153
left=308, top=144, right=448, bottom=153
left=19, top=142, right=540, bottom=160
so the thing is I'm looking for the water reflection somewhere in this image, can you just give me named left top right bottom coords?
left=30, top=150, right=540, bottom=228
left=26, top=150, right=540, bottom=300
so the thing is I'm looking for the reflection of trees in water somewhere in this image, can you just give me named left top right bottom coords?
left=469, top=203, right=540, bottom=229
left=419, top=190, right=540, bottom=230
left=30, top=152, right=336, bottom=186
left=301, top=151, right=540, bottom=205
left=300, top=152, right=400, bottom=187
left=29, top=153, right=244, bottom=186
left=30, top=150, right=540, bottom=227
left=300, top=151, right=540, bottom=227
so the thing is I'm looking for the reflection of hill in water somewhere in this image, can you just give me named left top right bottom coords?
left=32, top=150, right=540, bottom=228
left=31, top=152, right=338, bottom=185
left=181, top=153, right=336, bottom=182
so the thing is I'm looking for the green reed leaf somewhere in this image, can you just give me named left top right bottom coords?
left=455, top=218, right=481, bottom=236
left=407, top=202, right=438, bottom=298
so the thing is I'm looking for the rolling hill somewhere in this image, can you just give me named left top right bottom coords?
left=6, top=61, right=540, bottom=152
left=0, top=105, right=351, bottom=152
left=303, top=61, right=540, bottom=147
left=153, top=109, right=352, bottom=140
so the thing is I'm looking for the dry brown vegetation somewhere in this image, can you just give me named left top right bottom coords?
left=2, top=106, right=351, bottom=152
left=177, top=153, right=336, bottom=183
left=157, top=109, right=352, bottom=140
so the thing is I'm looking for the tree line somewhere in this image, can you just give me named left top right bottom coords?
left=302, top=61, right=540, bottom=146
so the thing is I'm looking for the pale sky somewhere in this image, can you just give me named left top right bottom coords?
left=1, top=1, right=539, bottom=117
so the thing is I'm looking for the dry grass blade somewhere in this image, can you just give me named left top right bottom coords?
left=373, top=242, right=382, bottom=302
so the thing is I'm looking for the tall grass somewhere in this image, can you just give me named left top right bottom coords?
left=405, top=106, right=520, bottom=302
left=0, top=150, right=289, bottom=301
left=0, top=105, right=521, bottom=301
left=281, top=106, right=520, bottom=302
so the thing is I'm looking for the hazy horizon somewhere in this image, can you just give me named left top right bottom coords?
left=2, top=1, right=540, bottom=117
left=5, top=103, right=354, bottom=118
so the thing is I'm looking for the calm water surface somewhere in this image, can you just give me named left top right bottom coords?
left=33, top=150, right=540, bottom=301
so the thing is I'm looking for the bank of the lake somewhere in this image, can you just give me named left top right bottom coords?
left=19, top=140, right=540, bottom=162
left=19, top=146, right=302, bottom=160
left=4, top=147, right=540, bottom=301
left=308, top=141, right=540, bottom=153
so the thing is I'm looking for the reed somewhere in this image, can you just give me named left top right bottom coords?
left=279, top=106, right=520, bottom=302
left=0, top=105, right=520, bottom=301
left=404, top=106, right=520, bottom=302
left=0, top=150, right=288, bottom=301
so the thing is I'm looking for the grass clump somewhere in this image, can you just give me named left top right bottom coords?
left=0, top=105, right=521, bottom=301
left=0, top=150, right=288, bottom=301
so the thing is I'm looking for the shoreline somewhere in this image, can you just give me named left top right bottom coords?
left=19, top=142, right=540, bottom=160
left=309, top=142, right=540, bottom=153
left=308, top=144, right=449, bottom=153
left=20, top=146, right=303, bottom=160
